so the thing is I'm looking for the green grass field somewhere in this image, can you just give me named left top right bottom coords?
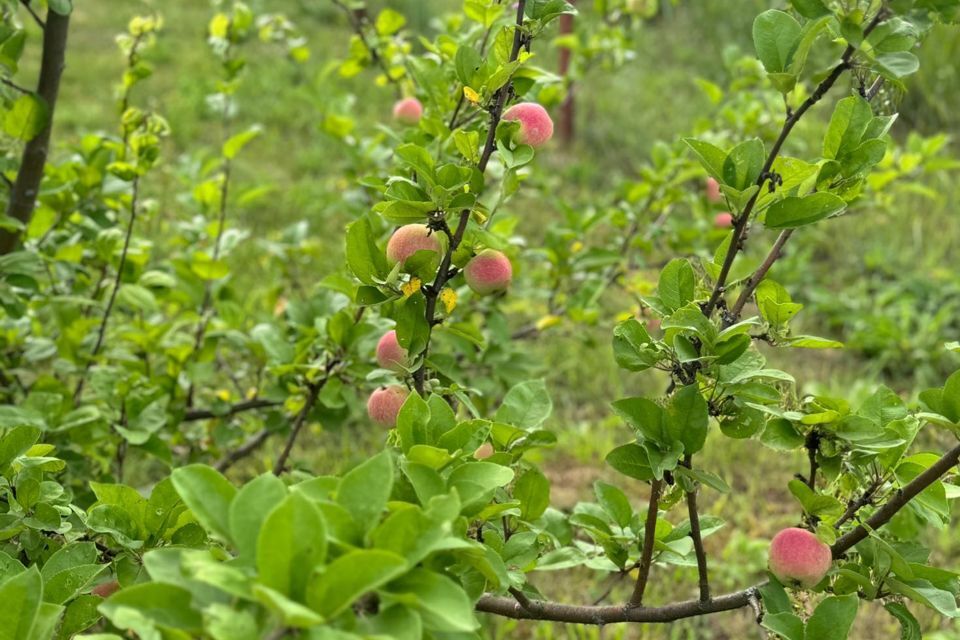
left=46, top=1, right=960, bottom=637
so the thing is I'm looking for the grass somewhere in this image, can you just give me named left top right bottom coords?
left=42, top=1, right=960, bottom=638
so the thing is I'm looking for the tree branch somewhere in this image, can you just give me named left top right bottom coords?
left=629, top=478, right=663, bottom=606
left=183, top=398, right=281, bottom=422
left=412, top=0, right=527, bottom=394
left=701, top=10, right=886, bottom=319
left=214, top=427, right=272, bottom=473
left=833, top=474, right=884, bottom=530
left=331, top=0, right=401, bottom=98
left=272, top=359, right=341, bottom=475
left=728, top=229, right=793, bottom=320
left=682, top=456, right=710, bottom=602
left=805, top=430, right=820, bottom=491
left=476, top=440, right=960, bottom=626
left=0, top=9, right=69, bottom=254
left=19, top=0, right=45, bottom=30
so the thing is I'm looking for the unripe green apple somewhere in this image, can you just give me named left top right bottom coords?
left=393, top=97, right=423, bottom=125
left=386, top=224, right=442, bottom=266
left=768, top=527, right=832, bottom=588
left=376, top=330, right=409, bottom=371
left=464, top=249, right=513, bottom=295
left=502, top=102, right=554, bottom=147
left=366, top=385, right=408, bottom=427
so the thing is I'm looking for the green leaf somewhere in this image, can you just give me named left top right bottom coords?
left=612, top=318, right=659, bottom=372
left=100, top=583, right=202, bottom=632
left=594, top=481, right=632, bottom=528
left=762, top=612, right=805, bottom=640
left=514, top=468, right=550, bottom=520
left=764, top=192, right=846, bottom=228
left=875, top=51, right=920, bottom=79
left=788, top=478, right=844, bottom=518
left=3, top=94, right=48, bottom=141
left=658, top=258, right=696, bottom=312
left=250, top=323, right=295, bottom=364
left=0, top=565, right=42, bottom=640
left=336, top=451, right=394, bottom=534
left=345, top=216, right=389, bottom=285
left=684, top=138, right=727, bottom=181
left=222, top=125, right=262, bottom=159
left=605, top=443, right=653, bottom=481
left=611, top=397, right=666, bottom=444
left=230, top=474, right=287, bottom=565
left=675, top=465, right=730, bottom=493
left=884, top=602, right=921, bottom=640
left=823, top=96, right=873, bottom=160
left=253, top=585, right=325, bottom=628
left=753, top=10, right=802, bottom=73
left=307, top=550, right=407, bottom=619
left=756, top=279, right=803, bottom=325
left=170, top=465, right=236, bottom=543
left=495, top=380, right=552, bottom=429
left=447, top=462, right=514, bottom=515
left=723, top=138, right=765, bottom=189
left=805, top=594, right=859, bottom=640
left=666, top=385, right=709, bottom=455
left=375, top=8, right=406, bottom=35
left=789, top=0, right=830, bottom=18
left=381, top=569, right=479, bottom=632
left=257, top=491, right=327, bottom=600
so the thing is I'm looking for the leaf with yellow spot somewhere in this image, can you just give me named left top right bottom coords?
left=401, top=278, right=422, bottom=298
left=440, top=288, right=457, bottom=313
left=216, top=389, right=231, bottom=402
left=570, top=241, right=584, bottom=253
left=463, top=86, right=481, bottom=104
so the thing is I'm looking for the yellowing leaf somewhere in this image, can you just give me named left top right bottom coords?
left=440, top=288, right=457, bottom=313
left=401, top=278, right=422, bottom=298
left=463, top=86, right=480, bottom=104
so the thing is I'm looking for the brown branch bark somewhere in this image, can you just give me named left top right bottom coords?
left=728, top=229, right=793, bottom=320
left=477, top=441, right=960, bottom=625
left=183, top=398, right=281, bottom=422
left=0, top=9, right=70, bottom=255
left=682, top=456, right=710, bottom=602
left=215, top=428, right=271, bottom=473
left=629, top=478, right=663, bottom=606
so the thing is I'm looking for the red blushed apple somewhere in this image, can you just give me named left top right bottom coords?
left=393, top=97, right=423, bottom=124
left=386, top=224, right=441, bottom=266
left=706, top=177, right=722, bottom=203
left=367, top=385, right=408, bottom=427
left=768, top=527, right=832, bottom=588
left=502, top=102, right=554, bottom=147
left=376, top=330, right=409, bottom=371
left=715, top=212, right=734, bottom=228
left=464, top=249, right=513, bottom=295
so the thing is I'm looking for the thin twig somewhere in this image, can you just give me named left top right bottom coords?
left=214, top=427, right=271, bottom=473
left=272, top=371, right=331, bottom=475
left=331, top=0, right=402, bottom=98
left=834, top=474, right=884, bottom=529
left=629, top=478, right=663, bottom=607
left=682, top=456, right=710, bottom=602
left=805, top=430, right=820, bottom=490
left=19, top=0, right=45, bottom=30
left=183, top=398, right=281, bottom=422
left=1, top=77, right=30, bottom=94
left=74, top=179, right=140, bottom=402
left=728, top=229, right=793, bottom=319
